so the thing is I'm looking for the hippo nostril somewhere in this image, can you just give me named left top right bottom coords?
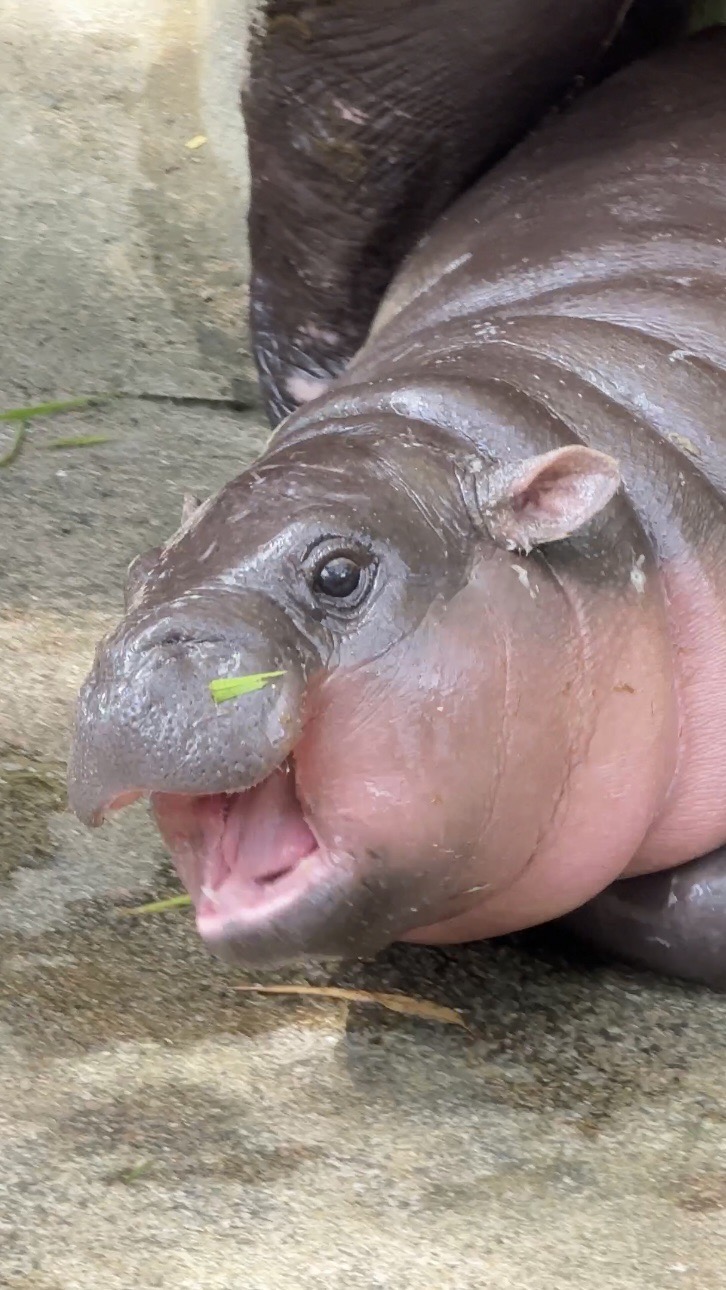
left=135, top=621, right=227, bottom=653
left=155, top=627, right=196, bottom=648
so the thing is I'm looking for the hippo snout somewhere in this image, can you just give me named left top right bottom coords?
left=68, top=584, right=401, bottom=970
left=67, top=592, right=312, bottom=826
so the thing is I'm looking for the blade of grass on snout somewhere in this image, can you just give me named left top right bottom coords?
left=209, top=671, right=285, bottom=703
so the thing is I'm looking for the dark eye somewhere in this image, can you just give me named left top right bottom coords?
left=313, top=555, right=363, bottom=600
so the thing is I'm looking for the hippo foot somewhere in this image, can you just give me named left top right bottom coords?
left=561, top=849, right=726, bottom=991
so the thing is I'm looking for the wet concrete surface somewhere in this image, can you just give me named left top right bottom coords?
left=1, top=1, right=725, bottom=1287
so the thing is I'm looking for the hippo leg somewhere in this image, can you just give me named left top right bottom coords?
left=561, top=850, right=726, bottom=990
left=242, top=0, right=689, bottom=426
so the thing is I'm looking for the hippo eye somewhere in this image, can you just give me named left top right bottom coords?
left=311, top=552, right=374, bottom=606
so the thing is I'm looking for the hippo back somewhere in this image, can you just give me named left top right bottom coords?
left=336, top=29, right=726, bottom=564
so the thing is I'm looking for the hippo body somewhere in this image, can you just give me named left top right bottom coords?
left=70, top=32, right=726, bottom=986
left=245, top=0, right=690, bottom=424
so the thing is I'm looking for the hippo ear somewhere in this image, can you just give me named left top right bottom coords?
left=473, top=445, right=621, bottom=553
left=124, top=547, right=162, bottom=610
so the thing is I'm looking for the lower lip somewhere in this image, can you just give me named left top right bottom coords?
left=194, top=845, right=326, bottom=939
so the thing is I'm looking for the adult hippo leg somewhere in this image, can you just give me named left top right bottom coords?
left=561, top=852, right=726, bottom=990
left=242, top=0, right=688, bottom=426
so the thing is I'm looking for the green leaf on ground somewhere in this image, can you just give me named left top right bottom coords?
left=107, top=1159, right=156, bottom=1185
left=46, top=434, right=113, bottom=450
left=0, top=396, right=109, bottom=422
left=120, top=894, right=193, bottom=916
left=0, top=422, right=29, bottom=467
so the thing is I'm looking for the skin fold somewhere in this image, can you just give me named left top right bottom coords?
left=243, top=0, right=689, bottom=425
left=69, top=31, right=726, bottom=986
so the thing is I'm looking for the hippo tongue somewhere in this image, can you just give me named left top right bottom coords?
left=150, top=762, right=318, bottom=927
left=217, top=765, right=317, bottom=887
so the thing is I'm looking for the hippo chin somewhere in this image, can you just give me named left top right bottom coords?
left=69, top=31, right=726, bottom=983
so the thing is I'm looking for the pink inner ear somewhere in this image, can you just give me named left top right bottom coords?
left=513, top=466, right=582, bottom=516
left=518, top=469, right=588, bottom=518
left=481, top=445, right=621, bottom=550
left=513, top=476, right=561, bottom=512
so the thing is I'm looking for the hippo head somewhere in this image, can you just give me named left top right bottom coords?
left=68, top=426, right=620, bottom=967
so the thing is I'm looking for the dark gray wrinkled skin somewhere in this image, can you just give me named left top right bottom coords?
left=70, top=32, right=726, bottom=985
left=562, top=850, right=726, bottom=991
left=244, top=0, right=689, bottom=424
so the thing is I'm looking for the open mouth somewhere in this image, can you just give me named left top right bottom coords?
left=123, top=758, right=324, bottom=940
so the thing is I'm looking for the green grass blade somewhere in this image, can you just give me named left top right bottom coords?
left=0, top=421, right=28, bottom=467
left=46, top=434, right=113, bottom=450
left=209, top=671, right=285, bottom=703
left=111, top=1159, right=155, bottom=1185
left=0, top=396, right=109, bottom=423
left=121, top=894, right=192, bottom=916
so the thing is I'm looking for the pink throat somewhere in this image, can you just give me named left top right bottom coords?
left=149, top=761, right=319, bottom=937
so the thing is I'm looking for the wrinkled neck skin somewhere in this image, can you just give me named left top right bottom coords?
left=269, top=401, right=678, bottom=946
left=404, top=550, right=676, bottom=945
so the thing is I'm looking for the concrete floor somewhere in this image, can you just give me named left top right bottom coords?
left=1, top=1, right=725, bottom=1287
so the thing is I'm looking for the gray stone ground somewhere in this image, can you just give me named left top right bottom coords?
left=1, top=1, right=725, bottom=1287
